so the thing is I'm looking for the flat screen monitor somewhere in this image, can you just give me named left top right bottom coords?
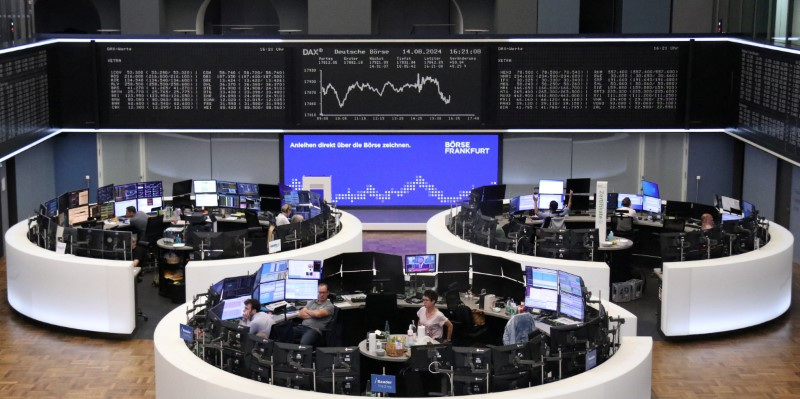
left=114, top=199, right=136, bottom=217
left=558, top=270, right=583, bottom=296
left=566, top=178, right=591, bottom=194
left=643, top=196, right=661, bottom=213
left=488, top=343, right=527, bottom=375
left=114, top=183, right=138, bottom=202
left=287, top=259, right=322, bottom=280
left=257, top=280, right=286, bottom=304
left=173, top=179, right=192, bottom=196
left=283, top=191, right=300, bottom=206
left=137, top=197, right=163, bottom=212
left=538, top=194, right=563, bottom=210
left=137, top=181, right=163, bottom=199
left=452, top=346, right=491, bottom=372
left=690, top=203, right=720, bottom=224
left=471, top=273, right=503, bottom=297
left=195, top=193, right=218, bottom=207
left=220, top=295, right=250, bottom=320
left=260, top=197, right=282, bottom=213
left=217, top=180, right=237, bottom=194
left=273, top=342, right=314, bottom=373
left=539, top=179, right=564, bottom=194
left=258, top=184, right=281, bottom=198
left=99, top=202, right=114, bottom=220
left=606, top=193, right=619, bottom=210
left=68, top=205, right=90, bottom=225
left=525, top=286, right=558, bottom=311
left=665, top=200, right=692, bottom=218
left=97, top=184, right=114, bottom=204
left=315, top=346, right=360, bottom=375
left=617, top=194, right=643, bottom=211
left=259, top=260, right=288, bottom=283
left=525, top=266, right=558, bottom=290
left=238, top=195, right=260, bottom=210
left=641, top=179, right=660, bottom=198
left=405, top=254, right=436, bottom=274
left=285, top=278, right=319, bottom=300
left=193, top=180, right=217, bottom=193
left=217, top=194, right=239, bottom=208
left=57, top=192, right=69, bottom=215
left=559, top=292, right=584, bottom=322
left=718, top=195, right=741, bottom=214
left=511, top=195, right=535, bottom=213
left=571, top=194, right=590, bottom=211
left=237, top=182, right=259, bottom=196
left=45, top=198, right=58, bottom=217
left=68, top=189, right=89, bottom=208
left=409, top=344, right=453, bottom=370
left=481, top=184, right=506, bottom=202
left=742, top=200, right=755, bottom=217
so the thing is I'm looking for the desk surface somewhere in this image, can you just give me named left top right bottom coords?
left=157, top=238, right=193, bottom=251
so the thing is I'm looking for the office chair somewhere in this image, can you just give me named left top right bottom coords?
left=137, top=216, right=165, bottom=272
left=364, top=293, right=400, bottom=333
left=611, top=212, right=635, bottom=239
left=662, top=218, right=686, bottom=233
left=447, top=299, right=487, bottom=346
left=318, top=306, right=343, bottom=347
left=244, top=210, right=263, bottom=234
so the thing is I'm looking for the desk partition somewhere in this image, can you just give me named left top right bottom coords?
left=5, top=220, right=136, bottom=334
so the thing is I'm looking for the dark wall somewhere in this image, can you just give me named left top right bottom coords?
left=53, top=133, right=98, bottom=203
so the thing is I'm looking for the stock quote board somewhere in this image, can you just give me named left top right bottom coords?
left=0, top=46, right=49, bottom=149
left=493, top=42, right=688, bottom=128
left=97, top=42, right=288, bottom=128
left=298, top=44, right=484, bottom=127
left=736, top=44, right=800, bottom=162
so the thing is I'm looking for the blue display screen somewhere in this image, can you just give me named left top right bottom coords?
left=283, top=134, right=499, bottom=206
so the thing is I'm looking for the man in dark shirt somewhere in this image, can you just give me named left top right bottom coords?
left=131, top=235, right=148, bottom=268
left=291, top=282, right=334, bottom=345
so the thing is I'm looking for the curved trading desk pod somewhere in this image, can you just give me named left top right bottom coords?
left=5, top=220, right=136, bottom=334
left=426, top=209, right=612, bottom=303
left=660, top=222, right=793, bottom=337
left=183, top=211, right=363, bottom=302
left=155, top=305, right=653, bottom=399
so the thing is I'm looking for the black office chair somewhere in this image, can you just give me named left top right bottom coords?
left=137, top=216, right=164, bottom=273
left=318, top=306, right=343, bottom=347
left=244, top=211, right=263, bottom=233
left=364, top=293, right=400, bottom=333
left=611, top=212, right=635, bottom=239
left=662, top=218, right=686, bottom=233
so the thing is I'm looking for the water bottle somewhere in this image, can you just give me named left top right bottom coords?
left=607, top=230, right=614, bottom=242
left=384, top=320, right=390, bottom=335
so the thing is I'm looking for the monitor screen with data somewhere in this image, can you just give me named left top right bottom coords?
left=641, top=179, right=660, bottom=198
left=559, top=292, right=584, bottom=322
left=617, top=194, right=643, bottom=211
left=526, top=266, right=558, bottom=290
left=287, top=260, right=322, bottom=280
left=193, top=180, right=217, bottom=193
left=285, top=278, right=319, bottom=301
left=525, top=286, right=558, bottom=311
left=114, top=199, right=136, bottom=217
left=258, top=280, right=286, bottom=304
left=259, top=260, right=288, bottom=284
left=220, top=295, right=250, bottom=320
left=539, top=179, right=564, bottom=194
left=195, top=193, right=218, bottom=207
left=643, top=196, right=661, bottom=213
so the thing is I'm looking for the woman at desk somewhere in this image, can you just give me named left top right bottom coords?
left=417, top=290, right=453, bottom=343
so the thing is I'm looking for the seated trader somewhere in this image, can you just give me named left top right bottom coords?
left=291, top=283, right=334, bottom=345
left=290, top=214, right=304, bottom=224
left=125, top=206, right=149, bottom=237
left=131, top=235, right=148, bottom=268
left=276, top=204, right=292, bottom=226
left=417, top=290, right=453, bottom=343
left=616, top=197, right=638, bottom=217
left=533, top=190, right=573, bottom=230
left=241, top=298, right=275, bottom=338
left=701, top=213, right=715, bottom=231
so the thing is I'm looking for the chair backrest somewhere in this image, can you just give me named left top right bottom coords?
left=613, top=214, right=634, bottom=232
left=142, top=216, right=164, bottom=242
left=322, top=306, right=343, bottom=347
left=244, top=211, right=260, bottom=229
left=663, top=218, right=685, bottom=232
left=541, top=216, right=552, bottom=229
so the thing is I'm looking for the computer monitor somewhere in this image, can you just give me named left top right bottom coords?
left=68, top=189, right=89, bottom=208
left=256, top=280, right=286, bottom=304
left=404, top=254, right=436, bottom=274
left=260, top=197, right=282, bottom=213
left=539, top=179, right=564, bottom=194
left=45, top=198, right=58, bottom=217
left=114, top=183, right=137, bottom=202
left=537, top=194, right=563, bottom=210
left=136, top=197, right=163, bottom=212
left=136, top=181, right=163, bottom=199
left=103, top=230, right=132, bottom=259
left=234, top=182, right=258, bottom=196
left=220, top=295, right=250, bottom=320
left=570, top=195, right=591, bottom=212
left=452, top=346, right=492, bottom=372
left=566, top=178, right=591, bottom=194
left=195, top=193, right=218, bottom=208
left=221, top=275, right=255, bottom=299
left=287, top=259, right=322, bottom=280
left=273, top=342, right=314, bottom=372
left=316, top=373, right=359, bottom=395
left=470, top=273, right=504, bottom=297
left=718, top=195, right=741, bottom=214
left=558, top=270, right=583, bottom=296
left=216, top=180, right=237, bottom=194
left=193, top=180, right=217, bottom=193
left=665, top=200, right=692, bottom=219
left=509, top=194, right=535, bottom=214
left=742, top=200, right=755, bottom=217
left=259, top=260, right=288, bottom=283
left=173, top=179, right=192, bottom=196
left=525, top=266, right=558, bottom=290
left=97, top=184, right=114, bottom=204
left=559, top=292, right=584, bottom=322
left=315, top=346, right=360, bottom=375
left=99, top=202, right=114, bottom=220
left=641, top=179, right=660, bottom=198
left=481, top=184, right=506, bottom=202
left=67, top=205, right=90, bottom=225
left=606, top=193, right=619, bottom=210
left=285, top=278, right=319, bottom=301
left=524, top=286, right=558, bottom=311
left=258, top=184, right=281, bottom=198
left=114, top=199, right=136, bottom=217
left=409, top=343, right=453, bottom=371
left=617, top=193, right=643, bottom=211
left=487, top=343, right=527, bottom=375
left=57, top=192, right=69, bottom=215
left=643, top=196, right=661, bottom=214
left=217, top=194, right=238, bottom=208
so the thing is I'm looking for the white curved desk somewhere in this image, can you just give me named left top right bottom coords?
left=426, top=209, right=611, bottom=303
left=660, top=222, right=794, bottom=336
left=155, top=305, right=652, bottom=399
left=5, top=220, right=136, bottom=334
left=184, top=211, right=363, bottom=303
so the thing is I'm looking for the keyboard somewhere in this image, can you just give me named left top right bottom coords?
left=342, top=294, right=367, bottom=303
left=265, top=300, right=290, bottom=312
left=551, top=317, right=581, bottom=326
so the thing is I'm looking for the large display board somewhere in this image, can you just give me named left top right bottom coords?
left=736, top=44, right=800, bottom=162
left=282, top=134, right=498, bottom=206
left=493, top=42, right=687, bottom=127
left=97, top=43, right=288, bottom=128
left=298, top=44, right=484, bottom=127
left=0, top=46, right=50, bottom=159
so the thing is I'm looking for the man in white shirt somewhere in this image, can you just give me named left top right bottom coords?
left=240, top=298, right=274, bottom=338
left=616, top=197, right=638, bottom=217
left=276, top=204, right=292, bottom=226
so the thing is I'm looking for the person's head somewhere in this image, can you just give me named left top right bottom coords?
left=280, top=204, right=292, bottom=216
left=622, top=197, right=631, bottom=207
left=242, top=298, right=260, bottom=319
left=422, top=289, right=438, bottom=309
left=131, top=234, right=138, bottom=248
left=701, top=213, right=714, bottom=228
left=125, top=206, right=136, bottom=218
left=316, top=283, right=330, bottom=303
left=549, top=201, right=559, bottom=212
left=291, top=214, right=304, bottom=223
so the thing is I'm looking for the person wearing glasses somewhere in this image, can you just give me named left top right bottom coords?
left=292, top=282, right=334, bottom=345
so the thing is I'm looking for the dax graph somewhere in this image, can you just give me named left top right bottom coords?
left=299, top=46, right=483, bottom=127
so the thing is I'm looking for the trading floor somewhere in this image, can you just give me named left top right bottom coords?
left=0, top=231, right=798, bottom=398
